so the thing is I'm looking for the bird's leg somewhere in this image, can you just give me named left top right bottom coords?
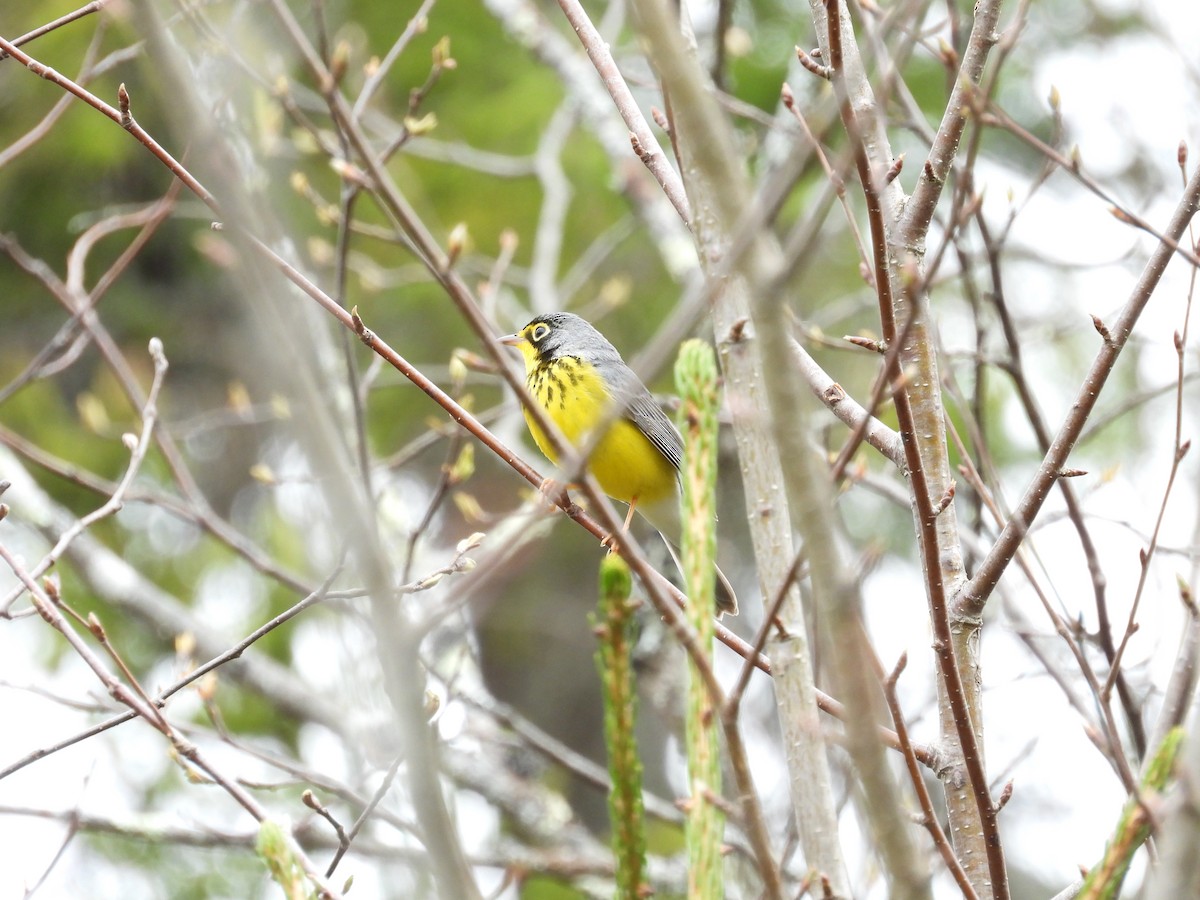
left=601, top=496, right=639, bottom=553
left=621, top=499, right=639, bottom=533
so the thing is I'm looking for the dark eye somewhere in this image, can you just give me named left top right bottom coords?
left=530, top=323, right=550, bottom=342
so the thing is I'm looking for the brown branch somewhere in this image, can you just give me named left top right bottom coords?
left=973, top=209, right=1147, bottom=759
left=552, top=0, right=692, bottom=225
left=0, top=1, right=110, bottom=60
left=897, top=0, right=1003, bottom=244
left=881, top=654, right=979, bottom=900
left=960, top=163, right=1200, bottom=618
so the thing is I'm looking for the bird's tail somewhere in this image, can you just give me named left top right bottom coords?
left=659, top=538, right=739, bottom=618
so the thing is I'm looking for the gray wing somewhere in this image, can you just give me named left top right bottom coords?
left=625, top=387, right=683, bottom=471
left=596, top=354, right=684, bottom=471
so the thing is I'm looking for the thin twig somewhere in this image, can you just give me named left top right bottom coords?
left=880, top=654, right=980, bottom=900
left=0, top=0, right=110, bottom=60
left=0, top=550, right=342, bottom=897
left=552, top=0, right=692, bottom=225
left=961, top=163, right=1200, bottom=617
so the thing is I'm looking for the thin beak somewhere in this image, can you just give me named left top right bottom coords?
left=497, top=332, right=524, bottom=347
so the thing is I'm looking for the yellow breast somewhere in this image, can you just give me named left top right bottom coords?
left=522, top=357, right=677, bottom=507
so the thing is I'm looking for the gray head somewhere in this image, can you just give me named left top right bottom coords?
left=510, top=312, right=624, bottom=367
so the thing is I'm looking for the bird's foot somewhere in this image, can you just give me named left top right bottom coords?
left=600, top=500, right=639, bottom=554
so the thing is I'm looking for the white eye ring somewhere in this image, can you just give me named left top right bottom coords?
left=530, top=323, right=550, bottom=341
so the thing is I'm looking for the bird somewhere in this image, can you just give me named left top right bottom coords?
left=498, top=311, right=738, bottom=617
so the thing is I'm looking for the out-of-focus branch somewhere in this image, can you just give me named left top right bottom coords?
left=0, top=17, right=110, bottom=170
left=1144, top=690, right=1200, bottom=896
left=482, top=0, right=693, bottom=270
left=630, top=0, right=853, bottom=893
left=0, top=529, right=342, bottom=899
left=0, top=443, right=347, bottom=734
left=1, top=339, right=168, bottom=616
left=1078, top=728, right=1184, bottom=899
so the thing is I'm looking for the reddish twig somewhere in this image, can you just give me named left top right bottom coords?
left=961, top=163, right=1200, bottom=618
left=0, top=1, right=111, bottom=60
left=824, top=1, right=1009, bottom=894
left=897, top=0, right=1003, bottom=242
left=881, top=654, right=980, bottom=900
left=552, top=0, right=692, bottom=225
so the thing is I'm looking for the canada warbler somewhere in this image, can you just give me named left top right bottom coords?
left=499, top=312, right=738, bottom=616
